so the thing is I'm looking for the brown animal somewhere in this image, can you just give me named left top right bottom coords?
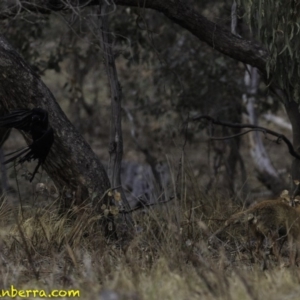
left=209, top=200, right=300, bottom=265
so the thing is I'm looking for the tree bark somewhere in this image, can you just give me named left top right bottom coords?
left=0, top=1, right=269, bottom=74
left=98, top=2, right=130, bottom=212
left=97, top=3, right=134, bottom=238
left=0, top=35, right=111, bottom=210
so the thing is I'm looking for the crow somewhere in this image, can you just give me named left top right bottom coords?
left=0, top=108, right=54, bottom=182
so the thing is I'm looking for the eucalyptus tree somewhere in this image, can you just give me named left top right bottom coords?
left=238, top=0, right=300, bottom=190
left=1, top=0, right=300, bottom=209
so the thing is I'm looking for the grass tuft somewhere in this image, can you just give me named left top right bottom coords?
left=0, top=164, right=299, bottom=299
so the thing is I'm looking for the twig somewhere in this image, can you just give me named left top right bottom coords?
left=122, top=195, right=175, bottom=214
left=210, top=129, right=267, bottom=140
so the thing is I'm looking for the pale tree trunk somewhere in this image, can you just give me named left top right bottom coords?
left=230, top=2, right=284, bottom=196
left=284, top=100, right=300, bottom=196
left=243, top=67, right=283, bottom=195
left=0, top=36, right=112, bottom=215
left=262, top=114, right=292, bottom=131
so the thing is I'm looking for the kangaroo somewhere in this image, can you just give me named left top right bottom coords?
left=209, top=200, right=300, bottom=265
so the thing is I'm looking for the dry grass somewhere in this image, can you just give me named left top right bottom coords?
left=0, top=165, right=300, bottom=300
left=0, top=10, right=296, bottom=299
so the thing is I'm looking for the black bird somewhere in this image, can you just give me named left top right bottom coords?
left=0, top=108, right=54, bottom=182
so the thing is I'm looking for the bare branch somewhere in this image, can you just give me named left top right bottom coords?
left=192, top=115, right=300, bottom=160
left=123, top=195, right=175, bottom=214
left=210, top=129, right=267, bottom=141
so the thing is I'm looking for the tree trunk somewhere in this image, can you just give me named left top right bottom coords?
left=98, top=3, right=130, bottom=213
left=284, top=100, right=300, bottom=194
left=244, top=67, right=284, bottom=195
left=97, top=3, right=134, bottom=238
left=221, top=104, right=244, bottom=198
left=0, top=35, right=111, bottom=211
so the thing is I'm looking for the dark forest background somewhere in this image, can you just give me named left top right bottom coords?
left=0, top=1, right=299, bottom=299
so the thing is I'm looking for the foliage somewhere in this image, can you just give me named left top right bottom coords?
left=239, top=0, right=300, bottom=101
